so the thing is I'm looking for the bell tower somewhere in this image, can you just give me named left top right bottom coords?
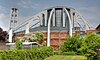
left=9, top=8, right=18, bottom=30
left=8, top=8, right=18, bottom=42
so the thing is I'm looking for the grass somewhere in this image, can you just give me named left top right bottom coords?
left=45, top=55, right=87, bottom=60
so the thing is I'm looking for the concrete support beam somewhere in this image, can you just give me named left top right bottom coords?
left=53, top=8, right=55, bottom=26
left=8, top=29, right=13, bottom=42
left=40, top=14, right=43, bottom=26
left=45, top=10, right=47, bottom=26
left=47, top=8, right=54, bottom=46
left=25, top=23, right=29, bottom=34
left=63, top=9, right=65, bottom=27
left=64, top=8, right=72, bottom=37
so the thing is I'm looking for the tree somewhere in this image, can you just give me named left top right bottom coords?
left=35, top=33, right=44, bottom=44
left=78, top=33, right=100, bottom=59
left=0, top=27, right=8, bottom=42
left=61, top=35, right=81, bottom=52
left=61, top=33, right=100, bottom=60
left=35, top=33, right=44, bottom=41
left=19, top=32, right=44, bottom=44
left=20, top=33, right=35, bottom=42
left=16, top=40, right=23, bottom=49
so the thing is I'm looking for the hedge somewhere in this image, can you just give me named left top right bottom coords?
left=0, top=47, right=54, bottom=60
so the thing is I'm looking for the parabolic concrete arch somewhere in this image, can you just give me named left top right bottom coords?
left=9, top=6, right=92, bottom=47
left=47, top=8, right=72, bottom=46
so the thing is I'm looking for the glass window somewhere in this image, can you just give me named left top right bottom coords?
left=55, top=10, right=62, bottom=27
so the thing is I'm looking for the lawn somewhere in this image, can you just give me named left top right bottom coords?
left=45, top=55, right=87, bottom=60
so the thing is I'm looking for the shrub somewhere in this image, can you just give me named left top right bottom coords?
left=0, top=47, right=54, bottom=60
left=61, top=33, right=100, bottom=60
left=61, top=35, right=81, bottom=52
left=15, top=40, right=23, bottom=49
left=92, top=55, right=100, bottom=60
left=35, top=33, right=44, bottom=41
left=78, top=33, right=100, bottom=59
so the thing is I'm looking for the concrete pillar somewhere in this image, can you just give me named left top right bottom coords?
left=40, top=14, right=43, bottom=26
left=8, top=29, right=13, bottom=42
left=47, top=8, right=54, bottom=46
left=25, top=23, right=29, bottom=34
left=45, top=10, right=47, bottom=26
left=63, top=9, right=65, bottom=27
left=53, top=8, right=55, bottom=26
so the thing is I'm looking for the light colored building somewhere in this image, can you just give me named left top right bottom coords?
left=9, top=6, right=92, bottom=50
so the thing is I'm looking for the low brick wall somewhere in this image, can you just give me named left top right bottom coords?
left=14, top=31, right=69, bottom=50
left=96, top=50, right=100, bottom=56
left=0, top=43, right=8, bottom=50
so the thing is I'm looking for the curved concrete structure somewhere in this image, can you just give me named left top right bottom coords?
left=10, top=6, right=92, bottom=48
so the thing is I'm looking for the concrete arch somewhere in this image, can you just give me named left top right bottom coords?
left=47, top=8, right=55, bottom=46
left=64, top=8, right=72, bottom=37
left=47, top=8, right=72, bottom=46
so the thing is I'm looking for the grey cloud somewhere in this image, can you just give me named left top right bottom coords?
left=17, top=0, right=39, bottom=9
left=0, top=13, right=9, bottom=31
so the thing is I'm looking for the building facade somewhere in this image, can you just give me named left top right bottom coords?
left=9, top=6, right=92, bottom=50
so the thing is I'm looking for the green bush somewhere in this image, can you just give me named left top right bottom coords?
left=35, top=33, right=44, bottom=41
left=0, top=47, right=54, bottom=60
left=61, top=35, right=81, bottom=53
left=61, top=33, right=100, bottom=60
left=15, top=40, right=23, bottom=49
left=92, top=55, right=100, bottom=60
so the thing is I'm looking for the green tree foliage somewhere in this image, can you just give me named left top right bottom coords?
left=35, top=33, right=44, bottom=41
left=20, top=33, right=35, bottom=42
left=35, top=33, right=44, bottom=45
left=61, top=33, right=100, bottom=59
left=15, top=40, right=23, bottom=49
left=61, top=36, right=81, bottom=52
left=20, top=33, right=44, bottom=43
left=78, top=33, right=100, bottom=59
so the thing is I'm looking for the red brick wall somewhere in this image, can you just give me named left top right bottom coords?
left=86, top=30, right=96, bottom=34
left=42, top=32, right=69, bottom=50
left=96, top=24, right=100, bottom=31
left=96, top=50, right=100, bottom=56
left=96, top=27, right=100, bottom=31
left=14, top=32, right=68, bottom=50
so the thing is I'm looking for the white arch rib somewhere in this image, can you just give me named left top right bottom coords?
left=64, top=8, right=72, bottom=37
left=47, top=8, right=55, bottom=46
left=8, top=29, right=13, bottom=42
left=25, top=23, right=29, bottom=34
left=63, top=9, right=65, bottom=27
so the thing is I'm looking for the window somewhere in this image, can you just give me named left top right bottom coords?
left=55, top=9, right=62, bottom=27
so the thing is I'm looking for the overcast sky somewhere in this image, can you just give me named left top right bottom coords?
left=0, top=0, right=100, bottom=31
